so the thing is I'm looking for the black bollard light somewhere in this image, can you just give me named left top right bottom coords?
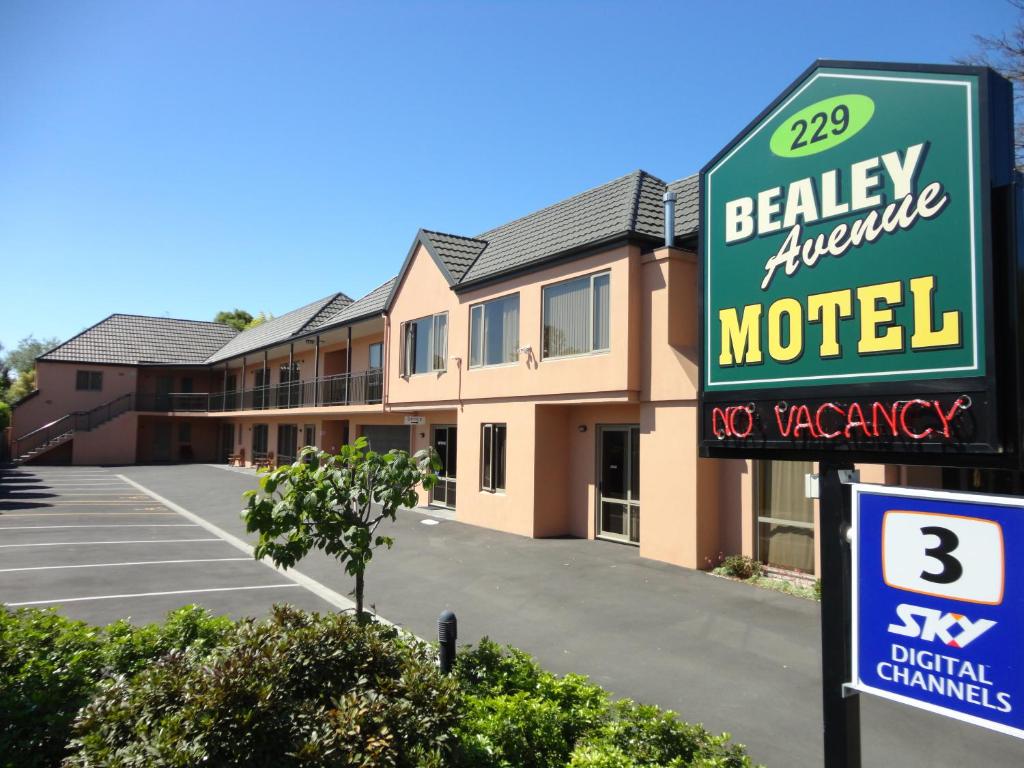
left=438, top=609, right=457, bottom=675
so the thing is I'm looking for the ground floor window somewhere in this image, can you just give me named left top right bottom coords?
left=756, top=460, right=815, bottom=573
left=252, top=423, right=269, bottom=458
left=278, top=424, right=299, bottom=464
left=480, top=423, right=506, bottom=492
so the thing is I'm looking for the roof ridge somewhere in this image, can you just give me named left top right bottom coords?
left=421, top=228, right=487, bottom=243
left=109, top=312, right=240, bottom=329
left=474, top=169, right=646, bottom=239
left=296, top=292, right=354, bottom=336
left=667, top=171, right=698, bottom=186
left=627, top=171, right=648, bottom=232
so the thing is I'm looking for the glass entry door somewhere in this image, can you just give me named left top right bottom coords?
left=598, top=425, right=640, bottom=544
left=431, top=425, right=457, bottom=508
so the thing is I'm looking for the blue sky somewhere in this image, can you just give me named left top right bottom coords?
left=0, top=1, right=1017, bottom=353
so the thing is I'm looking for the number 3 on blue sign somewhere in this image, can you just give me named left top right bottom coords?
left=882, top=511, right=1004, bottom=605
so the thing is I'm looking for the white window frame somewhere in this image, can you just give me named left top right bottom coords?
left=541, top=270, right=611, bottom=360
left=480, top=422, right=507, bottom=493
left=401, top=312, right=448, bottom=376
left=368, top=341, right=383, bottom=370
left=469, top=293, right=520, bottom=368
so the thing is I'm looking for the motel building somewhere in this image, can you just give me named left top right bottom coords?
left=10, top=170, right=1023, bottom=577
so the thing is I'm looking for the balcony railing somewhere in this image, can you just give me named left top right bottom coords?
left=136, top=370, right=383, bottom=413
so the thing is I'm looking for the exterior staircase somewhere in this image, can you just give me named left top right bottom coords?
left=12, top=393, right=134, bottom=465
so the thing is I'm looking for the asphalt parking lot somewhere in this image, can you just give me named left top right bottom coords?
left=3, top=463, right=1023, bottom=767
left=0, top=466, right=344, bottom=625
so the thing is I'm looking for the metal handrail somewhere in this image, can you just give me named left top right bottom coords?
left=12, top=393, right=134, bottom=459
left=135, top=369, right=384, bottom=413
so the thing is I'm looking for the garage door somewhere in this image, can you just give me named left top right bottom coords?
left=361, top=425, right=411, bottom=454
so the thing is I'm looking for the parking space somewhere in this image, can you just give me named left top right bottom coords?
left=0, top=466, right=346, bottom=625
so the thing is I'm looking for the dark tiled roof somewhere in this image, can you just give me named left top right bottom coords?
left=667, top=173, right=699, bottom=239
left=206, top=293, right=348, bottom=363
left=323, top=277, right=396, bottom=325
left=459, top=170, right=665, bottom=285
left=305, top=293, right=354, bottom=332
left=41, top=314, right=238, bottom=366
left=420, top=230, right=488, bottom=282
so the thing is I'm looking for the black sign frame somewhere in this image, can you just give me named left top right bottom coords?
left=697, top=60, right=1022, bottom=469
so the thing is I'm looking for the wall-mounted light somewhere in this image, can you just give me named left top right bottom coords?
left=577, top=425, right=588, bottom=433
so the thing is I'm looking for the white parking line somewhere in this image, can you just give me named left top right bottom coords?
left=0, top=557, right=252, bottom=573
left=0, top=538, right=221, bottom=548
left=7, top=583, right=301, bottom=607
left=0, top=512, right=179, bottom=518
left=117, top=474, right=361, bottom=616
left=0, top=524, right=200, bottom=530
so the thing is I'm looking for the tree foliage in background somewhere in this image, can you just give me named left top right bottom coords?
left=2, top=336, right=60, bottom=405
left=214, top=309, right=274, bottom=331
left=243, top=439, right=439, bottom=620
left=213, top=308, right=254, bottom=330
left=960, top=0, right=1024, bottom=164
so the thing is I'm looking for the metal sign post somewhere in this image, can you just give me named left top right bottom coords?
left=819, top=461, right=860, bottom=768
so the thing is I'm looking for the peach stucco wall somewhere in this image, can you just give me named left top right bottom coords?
left=13, top=362, right=138, bottom=441
left=387, top=244, right=644, bottom=409
left=72, top=413, right=139, bottom=465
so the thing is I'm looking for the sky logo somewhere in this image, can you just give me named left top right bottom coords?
left=887, top=603, right=996, bottom=649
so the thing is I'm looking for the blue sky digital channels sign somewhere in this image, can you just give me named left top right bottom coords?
left=850, top=484, right=1024, bottom=737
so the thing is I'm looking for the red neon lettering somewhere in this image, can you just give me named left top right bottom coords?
left=871, top=401, right=898, bottom=437
left=932, top=398, right=967, bottom=438
left=815, top=403, right=845, bottom=439
left=728, top=406, right=755, bottom=438
left=792, top=405, right=818, bottom=438
left=712, top=407, right=730, bottom=438
left=844, top=402, right=873, bottom=438
left=899, top=399, right=934, bottom=440
left=775, top=405, right=797, bottom=437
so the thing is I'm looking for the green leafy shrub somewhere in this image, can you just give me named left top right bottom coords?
left=65, top=605, right=460, bottom=767
left=813, top=578, right=823, bottom=600
left=576, top=699, right=754, bottom=767
left=452, top=639, right=754, bottom=768
left=718, top=555, right=764, bottom=580
left=101, top=604, right=234, bottom=677
left=0, top=605, right=240, bottom=768
left=0, top=608, right=104, bottom=768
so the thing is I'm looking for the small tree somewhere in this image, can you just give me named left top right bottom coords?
left=242, top=438, right=438, bottom=621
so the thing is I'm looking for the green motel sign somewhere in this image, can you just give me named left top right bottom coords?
left=699, top=61, right=1020, bottom=464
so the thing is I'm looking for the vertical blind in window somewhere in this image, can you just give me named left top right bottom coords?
left=402, top=313, right=448, bottom=375
left=757, top=460, right=815, bottom=572
left=470, top=294, right=520, bottom=367
left=481, top=423, right=507, bottom=492
left=592, top=273, right=610, bottom=352
left=542, top=272, right=610, bottom=358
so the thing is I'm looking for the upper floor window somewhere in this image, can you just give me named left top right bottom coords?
left=542, top=271, right=610, bottom=359
left=401, top=312, right=448, bottom=375
left=254, top=368, right=271, bottom=388
left=470, top=294, right=520, bottom=368
left=369, top=342, right=383, bottom=370
left=75, top=370, right=102, bottom=391
left=279, top=362, right=300, bottom=384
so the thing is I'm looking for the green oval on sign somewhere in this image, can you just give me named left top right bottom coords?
left=769, top=95, right=875, bottom=158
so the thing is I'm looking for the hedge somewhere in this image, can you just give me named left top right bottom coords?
left=0, top=604, right=757, bottom=768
